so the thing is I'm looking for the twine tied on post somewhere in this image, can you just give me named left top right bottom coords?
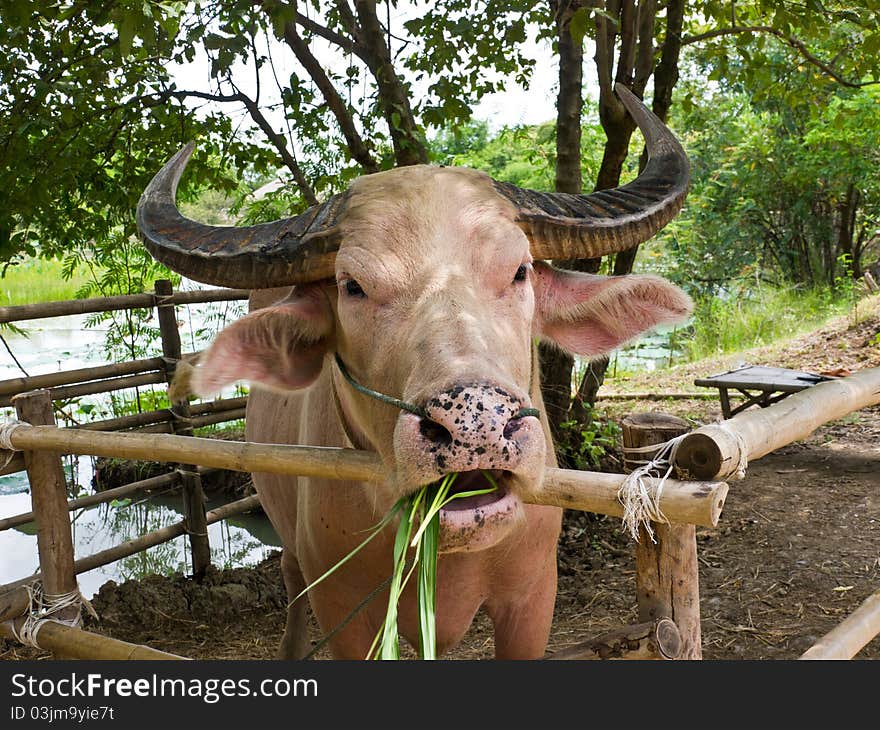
left=617, top=435, right=687, bottom=543
left=10, top=581, right=97, bottom=649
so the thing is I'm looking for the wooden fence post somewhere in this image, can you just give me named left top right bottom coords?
left=155, top=279, right=211, bottom=578
left=13, top=390, right=79, bottom=623
left=622, top=412, right=702, bottom=660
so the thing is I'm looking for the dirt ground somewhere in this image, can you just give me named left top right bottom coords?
left=2, top=296, right=878, bottom=661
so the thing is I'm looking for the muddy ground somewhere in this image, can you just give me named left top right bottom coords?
left=2, top=297, right=878, bottom=661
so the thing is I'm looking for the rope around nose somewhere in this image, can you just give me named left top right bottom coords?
left=333, top=354, right=540, bottom=421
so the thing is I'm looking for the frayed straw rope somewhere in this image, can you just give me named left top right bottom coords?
left=617, top=435, right=687, bottom=543
left=10, top=581, right=97, bottom=649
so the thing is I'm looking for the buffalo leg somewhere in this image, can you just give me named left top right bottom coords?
left=487, top=568, right=557, bottom=659
left=278, top=549, right=310, bottom=659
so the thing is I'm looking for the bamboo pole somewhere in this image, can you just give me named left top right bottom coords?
left=190, top=396, right=248, bottom=415
left=624, top=413, right=702, bottom=660
left=539, top=467, right=727, bottom=527
left=166, top=288, right=249, bottom=305
left=190, top=408, right=247, bottom=428
left=0, top=586, right=31, bottom=623
left=800, top=588, right=880, bottom=660
left=0, top=371, right=167, bottom=408
left=0, top=471, right=180, bottom=532
left=2, top=495, right=262, bottom=592
left=156, top=279, right=211, bottom=577
left=675, top=366, right=880, bottom=480
left=0, top=619, right=186, bottom=659
left=77, top=397, right=247, bottom=432
left=78, top=407, right=177, bottom=432
left=0, top=288, right=247, bottom=324
left=0, top=453, right=25, bottom=476
left=132, top=408, right=247, bottom=434
left=0, top=423, right=728, bottom=527
left=13, top=391, right=79, bottom=624
left=0, top=357, right=166, bottom=396
left=547, top=618, right=682, bottom=660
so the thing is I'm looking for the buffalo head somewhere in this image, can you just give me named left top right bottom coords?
left=137, top=85, right=692, bottom=553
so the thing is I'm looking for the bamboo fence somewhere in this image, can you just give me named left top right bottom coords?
left=0, top=282, right=251, bottom=659
left=1, top=284, right=877, bottom=660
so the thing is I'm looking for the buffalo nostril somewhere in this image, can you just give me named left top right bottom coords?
left=503, top=418, right=523, bottom=440
left=419, top=418, right=453, bottom=446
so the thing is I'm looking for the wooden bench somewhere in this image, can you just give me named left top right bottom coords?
left=693, top=364, right=835, bottom=418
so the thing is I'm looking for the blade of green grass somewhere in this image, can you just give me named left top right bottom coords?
left=417, top=510, right=439, bottom=659
left=290, top=470, right=499, bottom=660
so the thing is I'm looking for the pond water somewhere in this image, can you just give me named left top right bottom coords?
left=0, top=298, right=682, bottom=596
left=0, top=298, right=283, bottom=598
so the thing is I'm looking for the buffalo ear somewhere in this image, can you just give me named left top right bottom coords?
left=532, top=261, right=692, bottom=357
left=192, top=284, right=334, bottom=395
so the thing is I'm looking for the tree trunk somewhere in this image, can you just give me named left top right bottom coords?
left=836, top=184, right=861, bottom=278
left=574, top=1, right=676, bottom=405
left=539, top=1, right=589, bottom=451
left=555, top=1, right=584, bottom=196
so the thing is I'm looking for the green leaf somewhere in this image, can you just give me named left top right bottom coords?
left=569, top=6, right=592, bottom=45
left=117, top=12, right=135, bottom=57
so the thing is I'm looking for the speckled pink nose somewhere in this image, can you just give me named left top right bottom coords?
left=415, top=384, right=530, bottom=473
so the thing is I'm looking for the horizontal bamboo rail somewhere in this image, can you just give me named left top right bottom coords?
left=0, top=586, right=30, bottom=623
left=0, top=423, right=727, bottom=527
left=0, top=357, right=166, bottom=396
left=2, top=495, right=262, bottom=593
left=674, top=366, right=880, bottom=480
left=0, top=452, right=25, bottom=476
left=0, top=402, right=246, bottom=477
left=539, top=467, right=726, bottom=527
left=0, top=471, right=181, bottom=532
left=79, top=396, right=247, bottom=432
left=0, top=619, right=185, bottom=659
left=0, top=371, right=167, bottom=408
left=0, top=288, right=248, bottom=324
left=134, top=407, right=247, bottom=434
left=799, top=588, right=880, bottom=660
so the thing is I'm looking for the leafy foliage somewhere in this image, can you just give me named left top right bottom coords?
left=658, top=79, right=880, bottom=294
left=432, top=117, right=610, bottom=192
left=556, top=411, right=621, bottom=471
left=0, top=2, right=251, bottom=264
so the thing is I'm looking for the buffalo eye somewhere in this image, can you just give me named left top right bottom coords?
left=513, top=264, right=528, bottom=283
left=342, top=279, right=366, bottom=298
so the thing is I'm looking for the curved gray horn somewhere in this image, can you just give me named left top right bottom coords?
left=493, top=84, right=690, bottom=261
left=136, top=142, right=348, bottom=289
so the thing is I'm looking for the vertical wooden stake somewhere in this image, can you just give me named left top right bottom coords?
left=13, top=390, right=79, bottom=622
left=622, top=413, right=702, bottom=660
left=155, top=279, right=211, bottom=578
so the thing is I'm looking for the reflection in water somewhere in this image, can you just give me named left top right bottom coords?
left=0, top=301, right=280, bottom=599
left=0, top=461, right=280, bottom=599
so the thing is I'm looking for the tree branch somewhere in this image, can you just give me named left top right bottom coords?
left=294, top=10, right=363, bottom=60
left=682, top=25, right=879, bottom=88
left=278, top=18, right=380, bottom=173
left=169, top=89, right=319, bottom=206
